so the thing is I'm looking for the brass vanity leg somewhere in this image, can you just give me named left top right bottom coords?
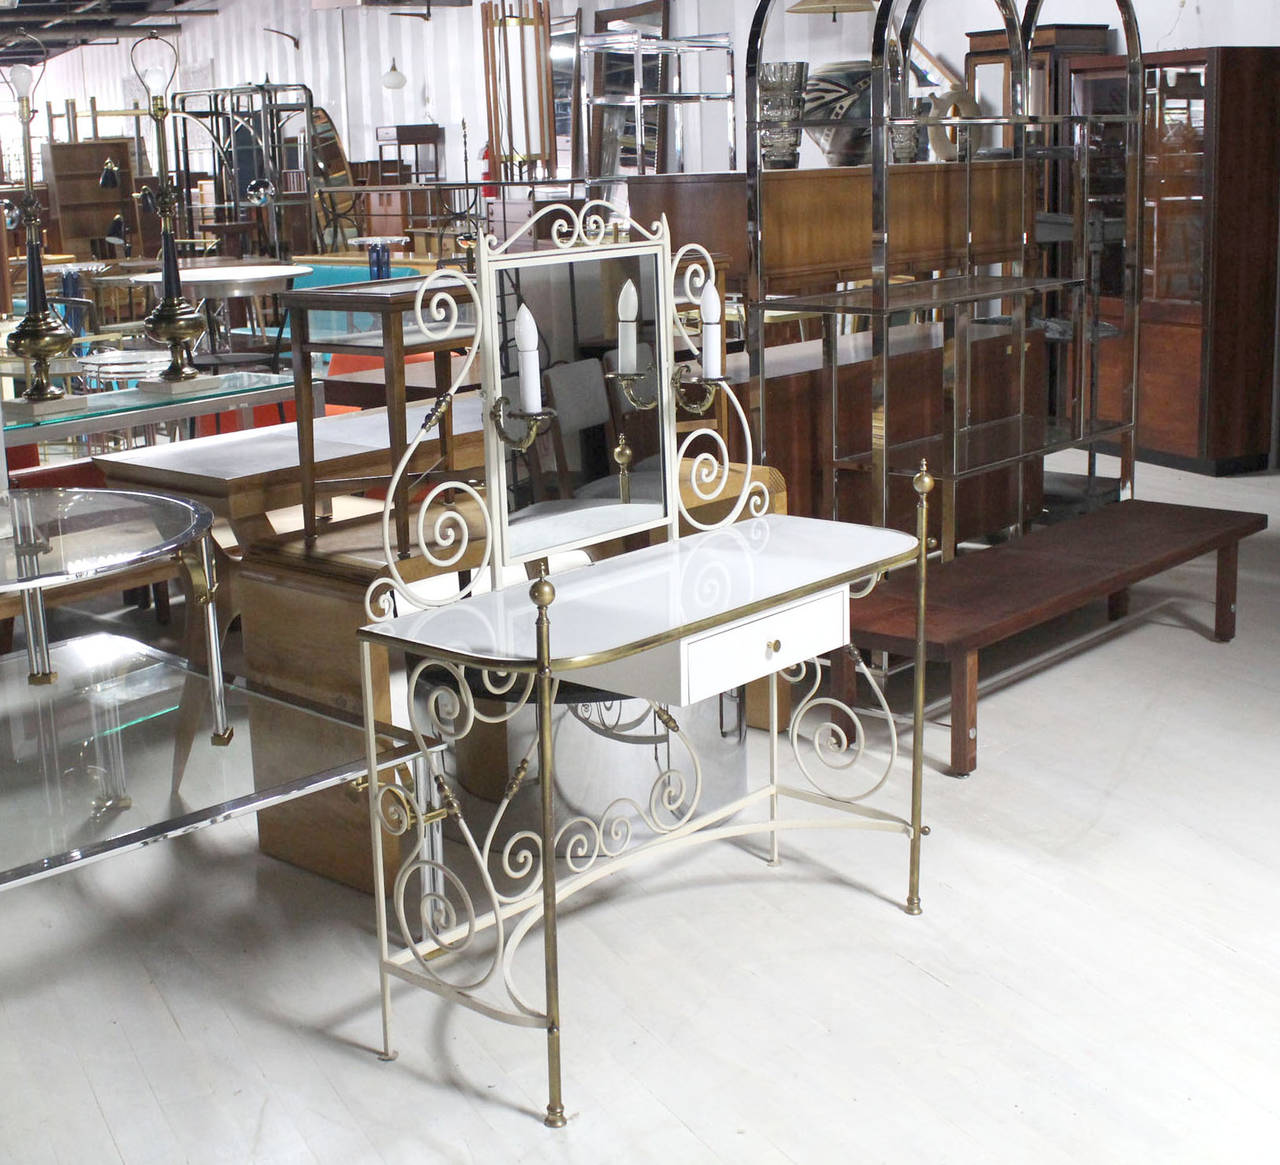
left=768, top=669, right=781, bottom=867
left=531, top=573, right=566, bottom=1129
left=908, top=462, right=933, bottom=916
left=362, top=641, right=398, bottom=1064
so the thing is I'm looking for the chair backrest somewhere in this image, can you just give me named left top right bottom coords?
left=542, top=358, right=611, bottom=436
left=537, top=358, right=616, bottom=502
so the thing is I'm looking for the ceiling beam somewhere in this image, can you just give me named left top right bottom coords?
left=0, top=8, right=218, bottom=24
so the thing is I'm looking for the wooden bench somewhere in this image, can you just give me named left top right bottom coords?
left=846, top=500, right=1268, bottom=775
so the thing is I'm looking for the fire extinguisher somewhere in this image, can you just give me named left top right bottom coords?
left=481, top=143, right=497, bottom=199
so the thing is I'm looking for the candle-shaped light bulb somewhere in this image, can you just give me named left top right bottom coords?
left=700, top=281, right=722, bottom=380
left=10, top=65, right=34, bottom=101
left=515, top=303, right=541, bottom=415
left=617, top=278, right=638, bottom=375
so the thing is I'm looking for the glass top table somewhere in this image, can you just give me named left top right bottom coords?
left=127, top=263, right=314, bottom=300
left=0, top=488, right=227, bottom=742
left=0, top=632, right=412, bottom=891
left=2, top=369, right=299, bottom=447
left=1, top=487, right=210, bottom=592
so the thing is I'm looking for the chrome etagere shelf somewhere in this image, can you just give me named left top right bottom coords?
left=744, top=0, right=1143, bottom=557
left=578, top=29, right=736, bottom=182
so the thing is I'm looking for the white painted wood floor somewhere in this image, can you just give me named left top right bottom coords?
left=2, top=453, right=1278, bottom=1164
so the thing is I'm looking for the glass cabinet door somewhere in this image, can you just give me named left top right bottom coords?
left=1143, top=64, right=1206, bottom=303
left=1071, top=69, right=1131, bottom=299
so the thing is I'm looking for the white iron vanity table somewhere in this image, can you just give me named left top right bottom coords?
left=356, top=202, right=931, bottom=1126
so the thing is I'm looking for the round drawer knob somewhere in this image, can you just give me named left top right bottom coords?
left=767, top=639, right=782, bottom=653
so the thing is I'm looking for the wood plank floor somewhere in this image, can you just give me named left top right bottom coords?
left=2, top=451, right=1278, bottom=1163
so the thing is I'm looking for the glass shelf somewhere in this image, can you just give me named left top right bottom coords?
left=590, top=92, right=734, bottom=107
left=0, top=633, right=410, bottom=891
left=862, top=415, right=1135, bottom=482
left=1, top=371, right=293, bottom=438
left=579, top=31, right=732, bottom=55
left=762, top=273, right=1084, bottom=318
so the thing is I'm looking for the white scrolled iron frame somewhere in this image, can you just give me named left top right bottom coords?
left=365, top=197, right=772, bottom=621
left=377, top=658, right=709, bottom=1024
left=360, top=195, right=930, bottom=1101
left=364, top=264, right=490, bottom=622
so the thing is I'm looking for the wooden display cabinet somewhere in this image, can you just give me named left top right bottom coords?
left=1073, top=47, right=1280, bottom=474
left=966, top=24, right=1111, bottom=148
left=41, top=138, right=145, bottom=261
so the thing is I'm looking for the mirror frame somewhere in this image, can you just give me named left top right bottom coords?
left=477, top=203, right=680, bottom=576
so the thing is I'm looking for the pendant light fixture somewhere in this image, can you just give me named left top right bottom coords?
left=786, top=0, right=876, bottom=17
left=382, top=59, right=407, bottom=90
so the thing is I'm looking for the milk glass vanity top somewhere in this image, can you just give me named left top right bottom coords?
left=0, top=488, right=212, bottom=593
left=362, top=514, right=916, bottom=670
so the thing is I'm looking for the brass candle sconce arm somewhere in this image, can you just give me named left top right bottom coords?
left=490, top=396, right=556, bottom=453
left=605, top=368, right=659, bottom=412
left=671, top=363, right=724, bottom=417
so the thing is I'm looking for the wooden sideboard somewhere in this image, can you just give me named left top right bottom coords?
left=627, top=161, right=1026, bottom=294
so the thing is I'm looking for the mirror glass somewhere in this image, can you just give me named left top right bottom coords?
left=549, top=12, right=581, bottom=179
left=589, top=0, right=671, bottom=179
left=489, top=248, right=668, bottom=565
left=310, top=107, right=358, bottom=246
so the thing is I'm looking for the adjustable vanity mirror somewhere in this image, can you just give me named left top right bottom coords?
left=367, top=198, right=764, bottom=619
left=481, top=237, right=674, bottom=568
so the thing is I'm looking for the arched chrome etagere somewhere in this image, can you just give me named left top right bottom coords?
left=745, top=0, right=1142, bottom=557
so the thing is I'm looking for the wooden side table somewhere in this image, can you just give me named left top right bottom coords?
left=278, top=275, right=475, bottom=556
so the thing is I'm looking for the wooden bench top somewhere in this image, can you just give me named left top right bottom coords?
left=849, top=500, right=1268, bottom=660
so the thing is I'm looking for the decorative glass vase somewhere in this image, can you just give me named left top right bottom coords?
left=758, top=61, right=809, bottom=170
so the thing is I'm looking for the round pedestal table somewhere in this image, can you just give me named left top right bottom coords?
left=0, top=487, right=232, bottom=742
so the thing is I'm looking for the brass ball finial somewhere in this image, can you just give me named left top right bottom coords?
left=530, top=562, right=555, bottom=609
left=913, top=458, right=934, bottom=497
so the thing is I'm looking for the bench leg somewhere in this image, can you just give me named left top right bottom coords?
left=1215, top=542, right=1239, bottom=642
left=1107, top=587, right=1130, bottom=621
left=950, top=651, right=977, bottom=777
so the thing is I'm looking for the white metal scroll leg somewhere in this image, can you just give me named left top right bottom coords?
left=768, top=669, right=781, bottom=867
left=198, top=535, right=233, bottom=745
left=21, top=587, right=56, bottom=684
left=361, top=640, right=398, bottom=1063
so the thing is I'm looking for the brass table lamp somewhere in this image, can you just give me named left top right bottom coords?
left=4, top=33, right=74, bottom=403
left=131, top=31, right=207, bottom=383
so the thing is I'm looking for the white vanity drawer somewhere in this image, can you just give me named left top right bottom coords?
left=568, top=585, right=850, bottom=708
left=682, top=587, right=848, bottom=705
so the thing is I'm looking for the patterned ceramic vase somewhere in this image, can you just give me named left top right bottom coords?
left=803, top=59, right=873, bottom=167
